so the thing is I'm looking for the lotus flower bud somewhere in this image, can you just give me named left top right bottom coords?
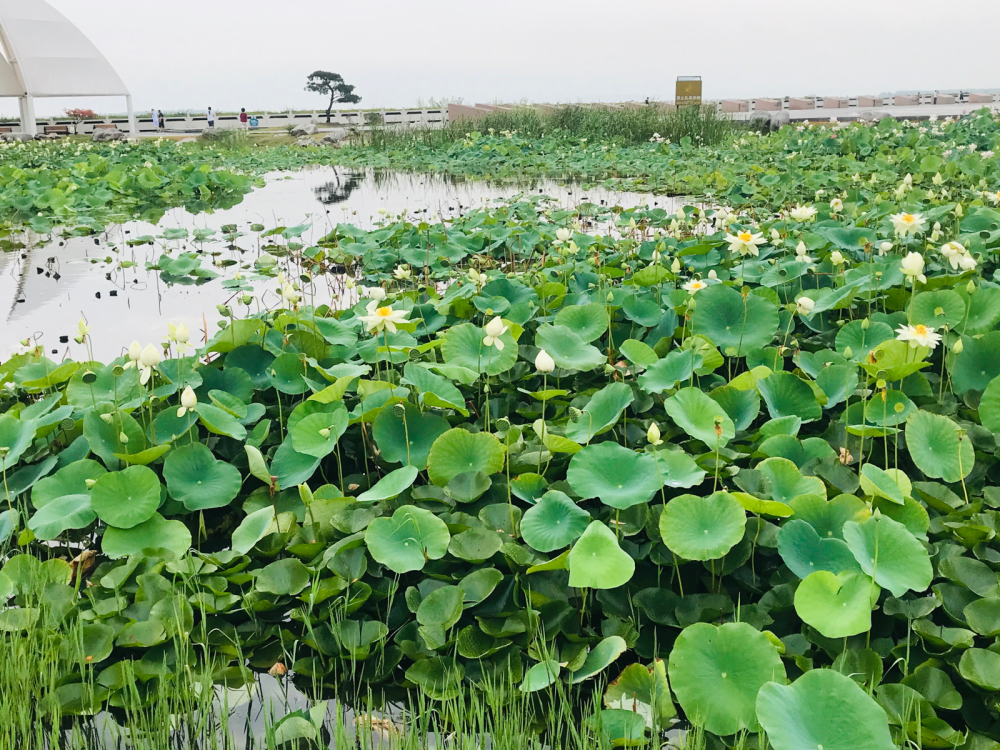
left=708, top=270, right=717, bottom=279
left=119, top=432, right=129, bottom=445
left=181, top=386, right=197, bottom=410
left=139, top=344, right=161, bottom=368
left=535, top=349, right=555, bottom=374
left=670, top=258, right=681, bottom=273
left=953, top=338, right=964, bottom=354
left=128, top=341, right=142, bottom=362
left=861, top=319, right=870, bottom=330
left=318, top=428, right=331, bottom=438
left=484, top=316, right=505, bottom=338
left=647, top=423, right=663, bottom=445
left=843, top=347, right=853, bottom=359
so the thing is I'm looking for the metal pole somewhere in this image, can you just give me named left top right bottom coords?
left=126, top=94, right=137, bottom=137
left=23, top=94, right=36, bottom=136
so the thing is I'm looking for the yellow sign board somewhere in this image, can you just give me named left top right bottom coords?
left=676, top=76, right=702, bottom=107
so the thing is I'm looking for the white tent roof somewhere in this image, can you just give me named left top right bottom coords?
left=0, top=0, right=129, bottom=98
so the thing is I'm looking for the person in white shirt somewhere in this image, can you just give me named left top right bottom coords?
left=207, top=107, right=215, bottom=128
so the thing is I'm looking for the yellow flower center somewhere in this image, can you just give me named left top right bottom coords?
left=375, top=307, right=393, bottom=318
left=693, top=281, right=706, bottom=289
left=738, top=232, right=752, bottom=242
left=913, top=325, right=929, bottom=335
left=902, top=214, right=915, bottom=224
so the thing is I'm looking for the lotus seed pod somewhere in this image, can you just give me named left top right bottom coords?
left=393, top=402, right=406, bottom=418
left=495, top=417, right=511, bottom=431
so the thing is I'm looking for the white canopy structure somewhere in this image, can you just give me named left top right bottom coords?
left=0, top=0, right=135, bottom=136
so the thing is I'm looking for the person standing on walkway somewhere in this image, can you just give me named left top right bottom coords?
left=207, top=107, right=215, bottom=128
left=151, top=108, right=159, bottom=131
left=239, top=108, right=249, bottom=130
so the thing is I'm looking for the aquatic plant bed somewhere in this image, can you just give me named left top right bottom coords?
left=2, top=111, right=1000, bottom=748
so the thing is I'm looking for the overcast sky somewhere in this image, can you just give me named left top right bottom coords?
left=6, top=0, right=1000, bottom=117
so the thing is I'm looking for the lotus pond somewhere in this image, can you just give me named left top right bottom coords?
left=3, top=112, right=1000, bottom=749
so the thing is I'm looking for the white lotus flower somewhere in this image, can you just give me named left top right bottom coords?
left=795, top=241, right=815, bottom=264
left=830, top=251, right=846, bottom=266
left=896, top=323, right=941, bottom=350
left=789, top=205, right=817, bottom=222
left=724, top=229, right=767, bottom=257
left=900, top=252, right=927, bottom=284
left=177, top=385, right=198, bottom=417
left=988, top=190, right=1000, bottom=205
left=535, top=349, right=555, bottom=373
left=137, top=343, right=161, bottom=385
left=77, top=319, right=91, bottom=337
left=682, top=279, right=708, bottom=295
left=879, top=241, right=893, bottom=256
left=281, top=283, right=301, bottom=306
left=482, top=316, right=508, bottom=351
left=707, top=270, right=717, bottom=279
left=647, top=423, right=663, bottom=446
left=890, top=212, right=928, bottom=237
left=830, top=198, right=844, bottom=213
left=795, top=297, right=815, bottom=315
left=359, top=302, right=409, bottom=335
left=468, top=268, right=486, bottom=287
left=555, top=228, right=572, bottom=243
left=670, top=258, right=682, bottom=273
left=364, top=286, right=387, bottom=303
left=125, top=340, right=142, bottom=368
left=393, top=265, right=412, bottom=281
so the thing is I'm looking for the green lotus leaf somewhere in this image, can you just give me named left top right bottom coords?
left=756, top=457, right=826, bottom=503
left=521, top=491, right=591, bottom=553
left=732, top=492, right=792, bottom=518
left=102, top=513, right=192, bottom=559
left=270, top=439, right=322, bottom=489
left=619, top=339, right=660, bottom=369
left=756, top=669, right=895, bottom=750
left=372, top=401, right=449, bottom=469
left=758, top=371, right=822, bottom=422
left=570, top=635, right=628, bottom=683
left=417, top=585, right=464, bottom=634
left=901, top=666, right=962, bottom=710
left=90, top=466, right=161, bottom=529
left=815, top=365, right=860, bottom=408
left=709, top=384, right=760, bottom=432
left=448, top=528, right=503, bottom=563
left=290, top=405, right=349, bottom=459
left=794, top=570, right=880, bottom=638
left=27, top=494, right=95, bottom=541
left=256, top=558, right=311, bottom=595
left=663, top=387, right=735, bottom=447
left=365, top=506, right=450, bottom=574
left=232, top=506, right=278, bottom=554
left=691, top=283, right=779, bottom=356
left=445, top=471, right=492, bottom=503
left=568, top=521, right=635, bottom=589
left=441, top=322, right=517, bottom=376
left=977, top=375, right=1000, bottom=433
left=427, top=428, right=505, bottom=487
left=668, top=622, right=785, bottom=736
left=534, top=323, right=606, bottom=372
left=401, top=363, right=469, bottom=416
left=909, top=290, right=966, bottom=329
left=905, top=410, right=974, bottom=483
left=638, top=350, right=703, bottom=394
left=0, top=415, right=36, bottom=470
left=509, top=473, right=548, bottom=503
left=163, top=443, right=241, bottom=511
left=267, top=351, right=309, bottom=394
left=659, top=492, right=745, bottom=561
left=950, top=332, right=1000, bottom=394
left=959, top=649, right=1000, bottom=691
left=567, top=442, right=662, bottom=509
left=652, top=448, right=707, bottom=489
left=357, top=465, right=419, bottom=503
left=777, top=519, right=861, bottom=579
left=195, top=402, right=247, bottom=440
left=554, top=302, right=609, bottom=342
left=31, top=459, right=106, bottom=508
left=843, top=514, right=932, bottom=597
left=459, top=568, right=504, bottom=605
left=964, top=598, right=1000, bottom=637
left=859, top=463, right=904, bottom=505
left=961, top=286, right=1000, bottom=335
left=405, top=657, right=464, bottom=700
left=836, top=320, right=894, bottom=362
left=564, top=382, right=633, bottom=443
left=520, top=659, right=560, bottom=693
left=861, top=338, right=930, bottom=382
left=787, top=494, right=865, bottom=540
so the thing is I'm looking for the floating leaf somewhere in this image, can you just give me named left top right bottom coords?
left=904, top=410, right=973, bottom=483
left=794, top=570, right=879, bottom=638
left=568, top=521, right=635, bottom=589
left=163, top=443, right=241, bottom=511
left=365, top=506, right=450, bottom=574
left=567, top=443, right=662, bottom=510
left=663, top=387, right=735, bottom=447
left=90, top=466, right=161, bottom=529
left=521, top=491, right=592, bottom=553
left=842, top=515, right=933, bottom=598
left=659, top=492, right=745, bottom=561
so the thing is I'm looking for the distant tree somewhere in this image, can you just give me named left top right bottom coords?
left=305, top=71, right=361, bottom=124
left=65, top=108, right=100, bottom=135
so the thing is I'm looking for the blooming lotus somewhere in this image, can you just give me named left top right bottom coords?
left=829, top=251, right=845, bottom=266
left=359, top=302, right=409, bottom=335
left=393, top=265, right=412, bottom=281
left=682, top=279, right=708, bottom=295
left=795, top=297, right=815, bottom=315
left=555, top=228, right=572, bottom=243
left=789, top=205, right=817, bottom=222
left=830, top=198, right=843, bottom=213
left=482, top=316, right=508, bottom=351
left=900, top=252, right=927, bottom=284
left=890, top=212, right=927, bottom=237
left=724, top=229, right=767, bottom=257
left=896, top=323, right=941, bottom=350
